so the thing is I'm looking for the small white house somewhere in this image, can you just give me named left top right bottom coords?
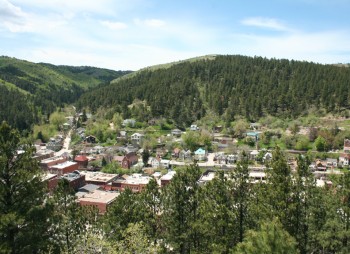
left=131, top=133, right=144, bottom=145
left=190, top=125, right=199, bottom=131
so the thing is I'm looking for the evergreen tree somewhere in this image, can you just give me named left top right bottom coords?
left=162, top=164, right=202, bottom=253
left=49, top=179, right=93, bottom=253
left=264, top=147, right=294, bottom=231
left=0, top=121, right=52, bottom=253
left=233, top=218, right=299, bottom=254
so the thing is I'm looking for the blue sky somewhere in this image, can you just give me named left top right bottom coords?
left=1, top=0, right=350, bottom=70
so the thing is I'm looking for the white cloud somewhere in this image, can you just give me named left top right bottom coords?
left=134, top=18, right=166, bottom=28
left=227, top=30, right=350, bottom=64
left=241, top=17, right=290, bottom=31
left=100, top=20, right=127, bottom=30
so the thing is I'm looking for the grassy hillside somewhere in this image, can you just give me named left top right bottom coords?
left=0, top=56, right=131, bottom=130
left=77, top=55, right=350, bottom=127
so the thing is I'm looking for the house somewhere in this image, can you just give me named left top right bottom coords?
left=179, top=150, right=192, bottom=160
left=249, top=123, right=261, bottom=130
left=148, top=157, right=161, bottom=168
left=190, top=124, right=199, bottom=131
left=74, top=155, right=89, bottom=169
left=250, top=150, right=259, bottom=160
left=339, top=154, right=350, bottom=167
left=172, top=148, right=181, bottom=158
left=214, top=152, right=227, bottom=164
left=131, top=133, right=144, bottom=146
left=227, top=154, right=238, bottom=164
left=123, top=119, right=136, bottom=127
left=246, top=132, right=260, bottom=142
left=113, top=152, right=139, bottom=169
left=326, top=158, right=337, bottom=168
left=339, top=139, right=350, bottom=167
left=171, top=129, right=182, bottom=137
left=249, top=172, right=266, bottom=183
left=263, top=152, right=273, bottom=162
left=160, top=171, right=176, bottom=187
left=156, top=147, right=167, bottom=158
left=160, top=159, right=170, bottom=169
left=195, top=148, right=207, bottom=161
left=213, top=125, right=223, bottom=133
left=85, top=135, right=96, bottom=143
left=198, top=170, right=216, bottom=185
left=118, top=131, right=128, bottom=140
left=315, top=160, right=327, bottom=171
left=46, top=139, right=63, bottom=152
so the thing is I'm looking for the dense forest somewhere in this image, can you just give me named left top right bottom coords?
left=77, top=55, right=350, bottom=127
left=0, top=56, right=131, bottom=131
left=1, top=120, right=349, bottom=253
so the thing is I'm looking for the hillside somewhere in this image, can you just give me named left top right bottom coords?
left=77, top=55, right=350, bottom=127
left=0, top=56, right=131, bottom=130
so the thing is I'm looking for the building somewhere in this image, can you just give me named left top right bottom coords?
left=171, top=129, right=182, bottom=137
left=33, top=148, right=55, bottom=161
left=198, top=170, right=216, bottom=185
left=80, top=171, right=118, bottom=189
left=49, top=161, right=79, bottom=176
left=160, top=171, right=176, bottom=187
left=77, top=189, right=119, bottom=214
left=61, top=171, right=86, bottom=191
left=40, top=156, right=67, bottom=169
left=42, top=173, right=58, bottom=192
left=194, top=148, right=207, bottom=161
left=131, top=133, right=144, bottom=146
left=74, top=155, right=89, bottom=169
left=111, top=174, right=151, bottom=192
left=190, top=124, right=199, bottom=131
left=113, top=152, right=139, bottom=169
left=122, top=119, right=136, bottom=127
left=46, top=139, right=63, bottom=152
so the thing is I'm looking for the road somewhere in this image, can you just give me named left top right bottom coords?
left=55, top=130, right=72, bottom=156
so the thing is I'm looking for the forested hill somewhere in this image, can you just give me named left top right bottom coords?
left=0, top=56, right=131, bottom=131
left=77, top=55, right=350, bottom=127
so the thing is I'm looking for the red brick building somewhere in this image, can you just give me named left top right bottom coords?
left=40, top=156, right=67, bottom=169
left=49, top=161, right=79, bottom=176
left=77, top=190, right=119, bottom=214
left=61, top=172, right=86, bottom=191
left=74, top=155, right=89, bottom=169
left=42, top=173, right=58, bottom=192
left=111, top=174, right=151, bottom=192
left=113, top=152, right=139, bottom=169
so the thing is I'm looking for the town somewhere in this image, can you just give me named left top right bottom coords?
left=36, top=109, right=350, bottom=214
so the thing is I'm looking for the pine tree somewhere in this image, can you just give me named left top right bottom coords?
left=162, top=164, right=202, bottom=253
left=0, top=121, right=52, bottom=253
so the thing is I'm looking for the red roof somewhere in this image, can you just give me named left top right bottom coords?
left=74, top=155, right=88, bottom=162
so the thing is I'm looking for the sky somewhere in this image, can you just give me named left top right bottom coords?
left=1, top=0, right=350, bottom=71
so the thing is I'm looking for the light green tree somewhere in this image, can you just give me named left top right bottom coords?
left=233, top=218, right=299, bottom=254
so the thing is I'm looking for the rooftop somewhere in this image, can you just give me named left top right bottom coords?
left=77, top=189, right=119, bottom=204
left=80, top=171, right=118, bottom=183
left=51, top=161, right=78, bottom=169
left=160, top=171, right=176, bottom=181
left=41, top=156, right=66, bottom=164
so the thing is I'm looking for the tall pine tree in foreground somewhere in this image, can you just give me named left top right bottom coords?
left=0, top=121, right=52, bottom=253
